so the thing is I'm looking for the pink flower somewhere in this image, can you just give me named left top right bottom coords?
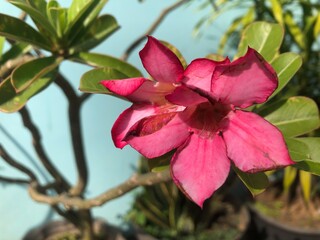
left=101, top=36, right=294, bottom=207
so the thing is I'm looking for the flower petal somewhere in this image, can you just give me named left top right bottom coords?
left=183, top=58, right=230, bottom=94
left=111, top=104, right=162, bottom=148
left=125, top=112, right=190, bottom=159
left=171, top=134, right=230, bottom=207
left=165, top=86, right=208, bottom=106
left=139, top=36, right=184, bottom=83
left=211, top=48, right=278, bottom=108
left=222, top=110, right=294, bottom=173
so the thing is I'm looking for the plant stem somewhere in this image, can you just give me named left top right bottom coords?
left=55, top=73, right=89, bottom=196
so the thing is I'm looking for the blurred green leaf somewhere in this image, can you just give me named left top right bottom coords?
left=0, top=43, right=31, bottom=65
left=70, top=14, right=119, bottom=52
left=0, top=37, right=4, bottom=57
left=11, top=56, right=61, bottom=92
left=284, top=12, right=306, bottom=50
left=9, top=0, right=57, bottom=39
left=236, top=21, right=284, bottom=62
left=262, top=97, right=319, bottom=138
left=0, top=72, right=55, bottom=113
left=147, top=151, right=174, bottom=173
left=314, top=13, right=320, bottom=38
left=72, top=52, right=142, bottom=77
left=0, top=13, right=50, bottom=50
left=269, top=0, right=283, bottom=24
left=270, top=52, right=302, bottom=98
left=80, top=67, right=128, bottom=94
left=299, top=170, right=311, bottom=202
left=283, top=167, right=297, bottom=193
left=293, top=138, right=320, bottom=176
left=234, top=167, right=269, bottom=196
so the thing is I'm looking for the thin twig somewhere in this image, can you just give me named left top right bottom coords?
left=29, top=169, right=172, bottom=209
left=0, top=175, right=30, bottom=185
left=55, top=73, right=88, bottom=196
left=19, top=107, right=70, bottom=191
left=0, top=145, right=38, bottom=181
left=121, top=0, right=188, bottom=61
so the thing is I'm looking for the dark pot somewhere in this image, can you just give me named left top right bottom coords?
left=246, top=205, right=320, bottom=240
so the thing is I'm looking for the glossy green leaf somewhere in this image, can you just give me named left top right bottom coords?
left=8, top=0, right=57, bottom=38
left=262, top=97, right=319, bottom=138
left=79, top=67, right=128, bottom=94
left=11, top=56, right=62, bottom=92
left=0, top=72, right=55, bottom=113
left=236, top=22, right=284, bottom=62
left=70, top=14, right=119, bottom=52
left=293, top=138, right=320, bottom=176
left=0, top=42, right=31, bottom=65
left=270, top=52, right=302, bottom=98
left=47, top=7, right=68, bottom=38
left=234, top=167, right=269, bottom=196
left=72, top=52, right=142, bottom=78
left=0, top=14, right=50, bottom=50
left=161, top=41, right=187, bottom=69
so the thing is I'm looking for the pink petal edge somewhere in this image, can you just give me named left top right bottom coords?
left=171, top=133, right=230, bottom=207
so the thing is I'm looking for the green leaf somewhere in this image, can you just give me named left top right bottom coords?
left=147, top=151, right=174, bottom=173
left=11, top=56, right=62, bottom=92
left=160, top=41, right=187, bottom=69
left=236, top=21, right=284, bottom=62
left=286, top=138, right=311, bottom=162
left=0, top=13, right=50, bottom=50
left=293, top=138, right=320, bottom=176
left=0, top=42, right=31, bottom=66
left=47, top=6, right=68, bottom=38
left=0, top=72, right=55, bottom=113
left=70, top=14, right=119, bottom=53
left=299, top=170, right=311, bottom=202
left=234, top=167, right=269, bottom=196
left=269, top=0, right=284, bottom=24
left=72, top=52, right=142, bottom=78
left=283, top=166, right=297, bottom=193
left=8, top=0, right=57, bottom=39
left=0, top=37, right=5, bottom=57
left=79, top=67, right=128, bottom=94
left=284, top=12, right=306, bottom=50
left=262, top=96, right=320, bottom=138
left=314, top=13, right=320, bottom=38
left=269, top=52, right=302, bottom=98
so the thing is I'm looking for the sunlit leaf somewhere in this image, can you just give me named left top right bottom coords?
left=0, top=14, right=50, bottom=50
left=236, top=21, right=284, bottom=62
left=72, top=52, right=142, bottom=78
left=261, top=97, right=319, bottom=138
left=299, top=170, right=311, bottom=202
left=0, top=37, right=4, bottom=57
left=11, top=56, right=62, bottom=92
left=284, top=12, right=306, bottom=50
left=283, top=166, right=297, bottom=193
left=234, top=167, right=269, bottom=196
left=270, top=0, right=283, bottom=24
left=314, top=13, right=320, bottom=38
left=80, top=67, right=128, bottom=94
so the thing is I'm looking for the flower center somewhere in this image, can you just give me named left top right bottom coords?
left=189, top=102, right=231, bottom=138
